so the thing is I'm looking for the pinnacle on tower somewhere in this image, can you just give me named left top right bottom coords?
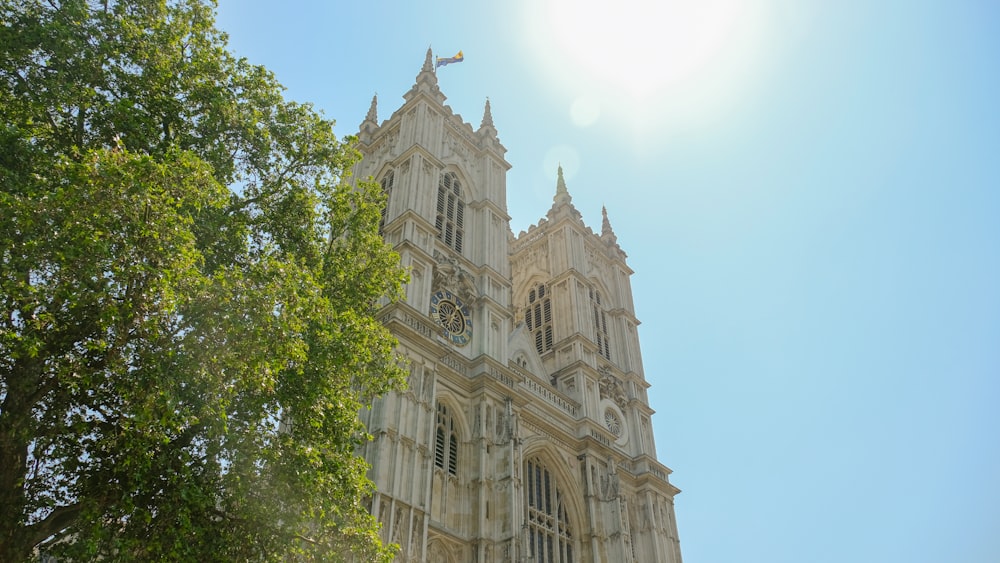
left=422, top=46, right=434, bottom=72
left=554, top=164, right=572, bottom=205
left=415, top=47, right=437, bottom=84
left=481, top=98, right=495, bottom=129
left=477, top=97, right=500, bottom=144
left=601, top=205, right=619, bottom=245
left=547, top=165, right=582, bottom=221
left=365, top=94, right=378, bottom=123
left=358, top=93, right=379, bottom=140
left=404, top=47, right=445, bottom=104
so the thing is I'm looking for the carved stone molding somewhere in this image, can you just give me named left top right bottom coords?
left=599, top=367, right=628, bottom=411
left=432, top=250, right=480, bottom=304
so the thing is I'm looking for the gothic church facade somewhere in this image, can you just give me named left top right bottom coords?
left=353, top=51, right=683, bottom=563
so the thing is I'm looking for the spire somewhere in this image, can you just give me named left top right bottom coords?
left=601, top=205, right=618, bottom=245
left=476, top=97, right=500, bottom=146
left=422, top=46, right=434, bottom=72
left=404, top=47, right=445, bottom=105
left=554, top=164, right=572, bottom=205
left=416, top=47, right=437, bottom=83
left=358, top=92, right=379, bottom=141
left=546, top=165, right=582, bottom=222
left=481, top=98, right=494, bottom=129
left=365, top=94, right=378, bottom=123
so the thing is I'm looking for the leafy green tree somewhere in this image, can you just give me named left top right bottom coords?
left=0, top=1, right=406, bottom=560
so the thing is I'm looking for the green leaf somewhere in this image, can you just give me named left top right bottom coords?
left=0, top=1, right=404, bottom=561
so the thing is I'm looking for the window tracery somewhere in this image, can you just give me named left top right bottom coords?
left=525, top=457, right=574, bottom=563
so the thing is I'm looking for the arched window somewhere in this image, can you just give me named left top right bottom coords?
left=435, top=402, right=458, bottom=475
left=525, top=283, right=553, bottom=355
left=435, top=172, right=465, bottom=253
left=378, top=169, right=394, bottom=235
left=590, top=288, right=611, bottom=361
left=525, top=457, right=574, bottom=563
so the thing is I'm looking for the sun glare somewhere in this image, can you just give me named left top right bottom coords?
left=521, top=0, right=769, bottom=133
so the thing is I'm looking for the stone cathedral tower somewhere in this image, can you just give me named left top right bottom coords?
left=352, top=50, right=683, bottom=563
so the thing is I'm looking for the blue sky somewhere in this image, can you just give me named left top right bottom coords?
left=216, top=1, right=999, bottom=561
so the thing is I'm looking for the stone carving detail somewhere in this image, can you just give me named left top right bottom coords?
left=599, top=367, right=628, bottom=411
left=407, top=364, right=426, bottom=402
left=379, top=499, right=389, bottom=532
left=641, top=500, right=653, bottom=531
left=374, top=128, right=400, bottom=160
left=433, top=250, right=480, bottom=304
left=422, top=367, right=435, bottom=399
left=496, top=398, right=515, bottom=444
left=601, top=456, right=620, bottom=500
left=411, top=514, right=424, bottom=553
left=393, top=506, right=405, bottom=544
left=604, top=408, right=623, bottom=437
left=512, top=242, right=548, bottom=273
left=446, top=132, right=471, bottom=162
left=564, top=375, right=577, bottom=394
left=428, top=542, right=447, bottom=561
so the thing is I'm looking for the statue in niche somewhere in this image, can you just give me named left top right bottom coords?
left=422, top=368, right=434, bottom=400
left=602, top=456, right=620, bottom=500
left=496, top=398, right=514, bottom=444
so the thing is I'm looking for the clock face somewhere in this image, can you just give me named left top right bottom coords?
left=430, top=290, right=473, bottom=346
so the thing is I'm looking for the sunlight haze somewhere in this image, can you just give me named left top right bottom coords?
left=216, top=1, right=1000, bottom=561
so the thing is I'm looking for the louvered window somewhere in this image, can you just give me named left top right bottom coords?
left=590, top=288, right=611, bottom=361
left=435, top=172, right=465, bottom=253
left=526, top=283, right=553, bottom=355
left=435, top=402, right=458, bottom=476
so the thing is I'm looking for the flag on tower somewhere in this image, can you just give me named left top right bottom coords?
left=436, top=50, right=464, bottom=69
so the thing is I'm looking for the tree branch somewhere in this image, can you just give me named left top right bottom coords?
left=25, top=501, right=85, bottom=550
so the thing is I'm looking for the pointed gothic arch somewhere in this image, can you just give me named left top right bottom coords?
left=426, top=539, right=458, bottom=563
left=429, top=394, right=469, bottom=530
left=512, top=272, right=552, bottom=307
left=519, top=447, right=583, bottom=563
left=434, top=400, right=460, bottom=476
left=585, top=277, right=614, bottom=309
